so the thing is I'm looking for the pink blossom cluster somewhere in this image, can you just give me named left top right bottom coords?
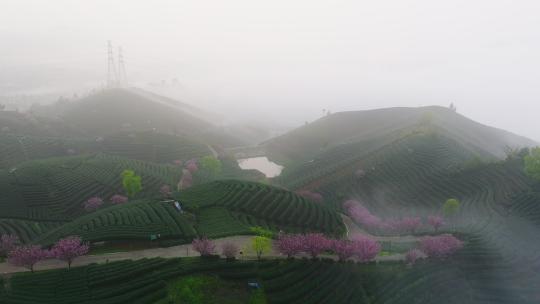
left=295, top=190, right=324, bottom=203
left=343, top=200, right=443, bottom=234
left=173, top=159, right=183, bottom=166
left=7, top=235, right=89, bottom=272
left=185, top=159, right=199, bottom=173
left=83, top=196, right=104, bottom=211
left=405, top=249, right=426, bottom=265
left=178, top=169, right=193, bottom=190
left=192, top=237, right=216, bottom=256
left=0, top=234, right=20, bottom=256
left=275, top=233, right=381, bottom=262
left=160, top=184, right=172, bottom=198
left=49, top=236, right=90, bottom=269
left=110, top=194, right=128, bottom=204
left=419, top=234, right=463, bottom=259
left=221, top=242, right=239, bottom=259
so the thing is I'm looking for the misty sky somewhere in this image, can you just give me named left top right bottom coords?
left=1, top=0, right=540, bottom=140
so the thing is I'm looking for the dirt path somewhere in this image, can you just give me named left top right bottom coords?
left=341, top=214, right=420, bottom=243
left=0, top=219, right=416, bottom=274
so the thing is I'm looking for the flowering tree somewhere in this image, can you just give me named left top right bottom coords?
left=122, top=170, right=142, bottom=198
left=221, top=242, right=239, bottom=259
left=83, top=197, right=104, bottom=211
left=178, top=169, right=193, bottom=190
left=275, top=234, right=303, bottom=258
left=427, top=215, right=444, bottom=232
left=192, top=238, right=216, bottom=256
left=344, top=201, right=383, bottom=231
left=302, top=233, right=331, bottom=258
left=160, top=184, right=172, bottom=198
left=185, top=159, right=199, bottom=173
left=351, top=234, right=381, bottom=262
left=354, top=169, right=366, bottom=179
left=405, top=249, right=426, bottom=265
left=295, top=190, right=324, bottom=203
left=110, top=194, right=128, bottom=204
left=252, top=236, right=272, bottom=260
left=8, top=245, right=48, bottom=272
left=51, top=236, right=90, bottom=269
left=0, top=234, right=20, bottom=257
left=173, top=160, right=183, bottom=166
left=332, top=239, right=356, bottom=261
left=420, top=234, right=463, bottom=258
left=400, top=217, right=422, bottom=234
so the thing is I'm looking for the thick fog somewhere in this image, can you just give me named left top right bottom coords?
left=1, top=0, right=540, bottom=140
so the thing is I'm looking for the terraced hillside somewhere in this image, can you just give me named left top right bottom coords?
left=264, top=106, right=535, bottom=164
left=2, top=249, right=535, bottom=304
left=34, top=201, right=197, bottom=245
left=181, top=180, right=345, bottom=237
left=0, top=154, right=182, bottom=221
left=0, top=132, right=210, bottom=170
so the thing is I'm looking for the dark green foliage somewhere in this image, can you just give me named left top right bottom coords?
left=34, top=201, right=196, bottom=245
left=0, top=154, right=182, bottom=221
left=181, top=180, right=345, bottom=236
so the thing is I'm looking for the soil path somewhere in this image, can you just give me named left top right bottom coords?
left=0, top=218, right=417, bottom=274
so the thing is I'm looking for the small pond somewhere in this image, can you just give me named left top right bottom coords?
left=237, top=156, right=284, bottom=178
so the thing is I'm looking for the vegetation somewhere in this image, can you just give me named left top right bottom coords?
left=524, top=147, right=540, bottom=181
left=122, top=169, right=142, bottom=198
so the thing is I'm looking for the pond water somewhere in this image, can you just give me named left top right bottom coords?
left=237, top=156, right=284, bottom=178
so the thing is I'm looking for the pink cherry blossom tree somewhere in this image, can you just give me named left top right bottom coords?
left=332, top=239, right=356, bottom=262
left=405, top=249, right=426, bottom=265
left=221, top=242, right=239, bottom=260
left=420, top=234, right=463, bottom=259
left=351, top=234, right=381, bottom=262
left=178, top=169, right=193, bottom=190
left=83, top=196, right=103, bottom=211
left=160, top=184, right=172, bottom=198
left=192, top=237, right=216, bottom=256
left=427, top=215, right=444, bottom=232
left=275, top=234, right=304, bottom=258
left=399, top=217, right=422, bottom=234
left=301, top=233, right=331, bottom=258
left=0, top=234, right=20, bottom=257
left=185, top=159, right=199, bottom=173
left=110, top=194, right=128, bottom=204
left=8, top=245, right=48, bottom=272
left=173, top=160, right=183, bottom=166
left=51, top=236, right=90, bottom=269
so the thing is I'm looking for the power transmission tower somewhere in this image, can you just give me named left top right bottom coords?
left=118, top=46, right=128, bottom=87
left=107, top=40, right=118, bottom=87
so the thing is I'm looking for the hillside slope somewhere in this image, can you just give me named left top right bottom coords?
left=265, top=106, right=536, bottom=164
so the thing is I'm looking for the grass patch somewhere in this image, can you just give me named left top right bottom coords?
left=158, top=274, right=256, bottom=304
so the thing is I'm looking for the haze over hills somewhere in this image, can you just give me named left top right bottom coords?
left=265, top=106, right=537, bottom=165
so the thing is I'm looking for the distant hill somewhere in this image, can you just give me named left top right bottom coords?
left=0, top=131, right=212, bottom=169
left=28, top=88, right=246, bottom=147
left=264, top=106, right=536, bottom=164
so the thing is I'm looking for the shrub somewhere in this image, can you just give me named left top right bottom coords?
left=192, top=238, right=216, bottom=256
left=427, top=215, right=444, bottom=232
left=252, top=236, right=272, bottom=260
left=351, top=234, right=381, bottom=262
left=50, top=236, right=90, bottom=269
left=332, top=239, right=356, bottom=261
left=405, top=249, right=426, bottom=265
left=221, top=242, right=239, bottom=259
left=0, top=234, right=20, bottom=257
left=84, top=197, right=104, bottom=211
left=420, top=234, right=463, bottom=258
left=110, top=194, right=128, bottom=204
left=301, top=233, right=331, bottom=258
left=275, top=234, right=303, bottom=258
left=8, top=245, right=48, bottom=272
left=122, top=169, right=142, bottom=197
left=160, top=184, right=172, bottom=198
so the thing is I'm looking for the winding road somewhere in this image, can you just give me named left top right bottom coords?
left=0, top=216, right=416, bottom=274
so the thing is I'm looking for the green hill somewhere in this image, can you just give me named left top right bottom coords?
left=0, top=154, right=182, bottom=221
left=0, top=132, right=211, bottom=169
left=265, top=106, right=535, bottom=164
